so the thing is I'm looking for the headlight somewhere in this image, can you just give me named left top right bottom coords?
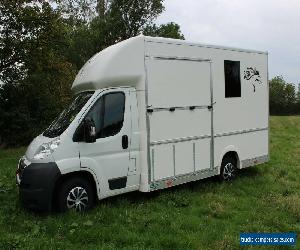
left=33, top=138, right=60, bottom=160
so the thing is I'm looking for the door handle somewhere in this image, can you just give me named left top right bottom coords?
left=122, top=135, right=128, bottom=149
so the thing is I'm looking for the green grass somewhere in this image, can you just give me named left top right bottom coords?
left=0, top=116, right=299, bottom=250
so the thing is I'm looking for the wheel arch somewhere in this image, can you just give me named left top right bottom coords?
left=218, top=146, right=241, bottom=173
left=52, top=170, right=99, bottom=208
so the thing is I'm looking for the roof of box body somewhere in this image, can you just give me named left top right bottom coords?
left=71, top=35, right=145, bottom=94
left=145, top=36, right=268, bottom=55
left=71, top=35, right=268, bottom=94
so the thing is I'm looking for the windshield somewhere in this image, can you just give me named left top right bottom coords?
left=43, top=92, right=94, bottom=138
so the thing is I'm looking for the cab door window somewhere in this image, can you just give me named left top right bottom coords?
left=87, top=92, right=125, bottom=139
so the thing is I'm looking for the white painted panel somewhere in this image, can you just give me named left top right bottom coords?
left=195, top=138, right=211, bottom=171
left=151, top=145, right=174, bottom=181
left=146, top=40, right=268, bottom=133
left=175, top=142, right=194, bottom=175
left=214, top=130, right=269, bottom=167
left=146, top=59, right=211, bottom=108
left=147, top=57, right=212, bottom=181
left=149, top=109, right=211, bottom=142
left=146, top=39, right=268, bottom=174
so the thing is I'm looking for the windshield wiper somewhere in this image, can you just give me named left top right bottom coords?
left=43, top=126, right=64, bottom=138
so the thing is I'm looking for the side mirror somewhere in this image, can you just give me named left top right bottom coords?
left=83, top=117, right=96, bottom=143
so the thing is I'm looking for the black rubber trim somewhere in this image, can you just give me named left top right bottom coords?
left=108, top=176, right=127, bottom=190
left=19, top=162, right=61, bottom=212
left=147, top=108, right=154, bottom=113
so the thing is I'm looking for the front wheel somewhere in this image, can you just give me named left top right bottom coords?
left=56, top=177, right=95, bottom=212
left=220, top=156, right=237, bottom=181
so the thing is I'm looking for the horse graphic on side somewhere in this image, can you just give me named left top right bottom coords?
left=244, top=67, right=262, bottom=92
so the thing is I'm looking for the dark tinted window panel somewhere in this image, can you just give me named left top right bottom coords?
left=86, top=97, right=103, bottom=138
left=85, top=92, right=125, bottom=139
left=224, top=60, right=241, bottom=98
left=101, top=92, right=125, bottom=138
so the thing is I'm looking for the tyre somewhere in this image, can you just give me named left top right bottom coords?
left=56, top=177, right=95, bottom=212
left=220, top=156, right=237, bottom=181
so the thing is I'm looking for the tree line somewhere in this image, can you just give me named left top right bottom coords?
left=269, top=76, right=300, bottom=115
left=0, top=0, right=299, bottom=147
left=0, top=0, right=184, bottom=147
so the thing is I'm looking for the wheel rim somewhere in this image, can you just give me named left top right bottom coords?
left=66, top=187, right=89, bottom=212
left=223, top=163, right=235, bottom=180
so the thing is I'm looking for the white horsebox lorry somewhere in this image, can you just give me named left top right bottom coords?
left=16, top=35, right=269, bottom=212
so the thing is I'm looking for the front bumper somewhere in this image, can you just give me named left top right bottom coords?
left=17, top=161, right=61, bottom=212
left=19, top=186, right=52, bottom=211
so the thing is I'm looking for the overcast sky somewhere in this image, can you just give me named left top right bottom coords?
left=157, top=0, right=300, bottom=86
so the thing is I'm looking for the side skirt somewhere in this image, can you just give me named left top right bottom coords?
left=149, top=167, right=218, bottom=191
left=241, top=155, right=269, bottom=169
left=149, top=154, right=269, bottom=191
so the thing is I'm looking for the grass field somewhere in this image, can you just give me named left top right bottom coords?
left=0, top=116, right=299, bottom=249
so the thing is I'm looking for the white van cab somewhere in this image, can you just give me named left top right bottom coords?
left=16, top=35, right=269, bottom=212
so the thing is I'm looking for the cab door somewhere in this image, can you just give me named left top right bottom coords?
left=78, top=88, right=137, bottom=197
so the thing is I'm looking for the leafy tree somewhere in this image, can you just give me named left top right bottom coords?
left=295, top=84, right=300, bottom=114
left=144, top=22, right=185, bottom=39
left=269, top=76, right=297, bottom=115
left=0, top=83, right=37, bottom=146
left=53, top=0, right=98, bottom=24
left=107, top=0, right=164, bottom=39
left=96, top=0, right=109, bottom=17
left=0, top=0, right=35, bottom=84
left=0, top=0, right=185, bottom=146
left=65, top=0, right=183, bottom=69
left=0, top=0, right=76, bottom=146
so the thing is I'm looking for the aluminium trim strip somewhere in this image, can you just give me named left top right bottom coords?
left=214, top=127, right=268, bottom=138
left=150, top=127, right=268, bottom=146
left=151, top=134, right=211, bottom=146
left=147, top=105, right=209, bottom=112
left=173, top=145, right=176, bottom=176
left=241, top=155, right=269, bottom=169
left=151, top=148, right=155, bottom=181
left=144, top=39, right=152, bottom=185
left=193, top=142, right=196, bottom=173
left=209, top=61, right=214, bottom=170
left=144, top=37, right=268, bottom=55
left=145, top=55, right=212, bottom=62
left=150, top=168, right=218, bottom=191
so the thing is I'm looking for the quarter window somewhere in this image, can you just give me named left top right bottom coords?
left=224, top=60, right=241, bottom=98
